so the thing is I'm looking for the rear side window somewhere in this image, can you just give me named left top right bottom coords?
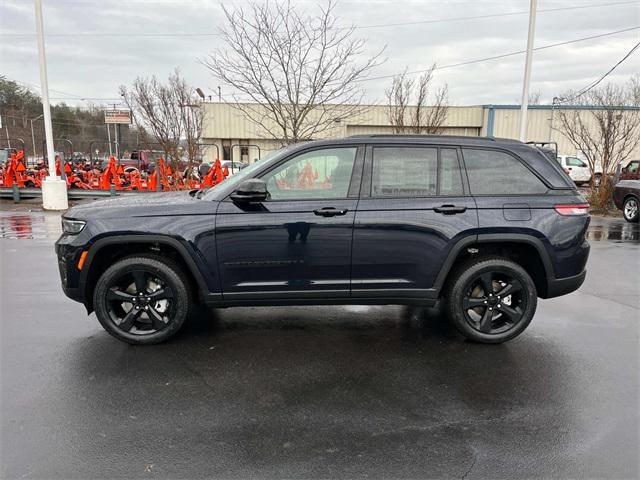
left=463, top=148, right=547, bottom=195
left=372, top=147, right=437, bottom=197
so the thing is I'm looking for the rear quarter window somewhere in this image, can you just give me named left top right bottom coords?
left=463, top=148, right=548, bottom=195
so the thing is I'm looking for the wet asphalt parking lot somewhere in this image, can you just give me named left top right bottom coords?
left=1, top=208, right=638, bottom=479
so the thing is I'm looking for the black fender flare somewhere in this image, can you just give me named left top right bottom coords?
left=80, top=234, right=213, bottom=303
left=431, top=233, right=554, bottom=295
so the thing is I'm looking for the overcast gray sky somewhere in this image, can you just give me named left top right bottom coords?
left=1, top=0, right=639, bottom=108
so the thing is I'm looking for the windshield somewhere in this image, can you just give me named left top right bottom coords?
left=203, top=146, right=292, bottom=199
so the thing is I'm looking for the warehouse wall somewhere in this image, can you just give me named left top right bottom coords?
left=481, top=105, right=640, bottom=162
left=202, top=102, right=639, bottom=165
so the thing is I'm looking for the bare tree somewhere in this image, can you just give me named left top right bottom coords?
left=386, top=64, right=449, bottom=134
left=201, top=0, right=383, bottom=144
left=629, top=74, right=640, bottom=106
left=556, top=81, right=640, bottom=209
left=515, top=90, right=542, bottom=105
left=120, top=69, right=202, bottom=171
left=386, top=70, right=413, bottom=134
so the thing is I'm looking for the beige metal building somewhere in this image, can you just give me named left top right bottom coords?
left=201, top=102, right=640, bottom=165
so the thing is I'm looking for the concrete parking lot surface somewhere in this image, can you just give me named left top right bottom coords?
left=1, top=209, right=638, bottom=479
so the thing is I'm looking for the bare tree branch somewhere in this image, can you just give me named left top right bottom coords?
left=120, top=68, right=202, bottom=171
left=556, top=81, right=640, bottom=209
left=201, top=0, right=384, bottom=145
left=385, top=63, right=448, bottom=134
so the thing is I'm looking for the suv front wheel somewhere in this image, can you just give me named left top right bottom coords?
left=93, top=255, right=191, bottom=344
left=445, top=257, right=537, bottom=344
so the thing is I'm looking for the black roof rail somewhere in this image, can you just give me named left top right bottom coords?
left=347, top=134, right=498, bottom=141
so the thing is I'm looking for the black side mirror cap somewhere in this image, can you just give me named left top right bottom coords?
left=230, top=178, right=268, bottom=203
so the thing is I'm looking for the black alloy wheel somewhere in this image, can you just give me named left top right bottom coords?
left=462, top=271, right=526, bottom=335
left=94, top=255, right=191, bottom=344
left=105, top=269, right=174, bottom=334
left=445, top=257, right=537, bottom=344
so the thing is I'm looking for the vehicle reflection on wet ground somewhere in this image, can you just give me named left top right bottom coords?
left=586, top=216, right=639, bottom=243
left=1, top=210, right=638, bottom=479
left=0, top=210, right=62, bottom=240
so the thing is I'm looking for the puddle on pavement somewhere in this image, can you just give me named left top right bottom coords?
left=586, top=222, right=639, bottom=243
left=0, top=212, right=62, bottom=240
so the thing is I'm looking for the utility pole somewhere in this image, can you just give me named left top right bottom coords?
left=519, top=0, right=537, bottom=142
left=30, top=113, right=44, bottom=158
left=107, top=124, right=112, bottom=156
left=35, top=0, right=68, bottom=210
left=112, top=103, right=120, bottom=158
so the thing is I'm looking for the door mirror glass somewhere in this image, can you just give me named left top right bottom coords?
left=230, top=178, right=268, bottom=203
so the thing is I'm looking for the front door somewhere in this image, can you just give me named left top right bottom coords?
left=215, top=146, right=363, bottom=300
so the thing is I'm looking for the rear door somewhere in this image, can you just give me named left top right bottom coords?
left=351, top=144, right=478, bottom=300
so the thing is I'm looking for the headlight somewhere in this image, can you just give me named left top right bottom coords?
left=62, top=219, right=86, bottom=234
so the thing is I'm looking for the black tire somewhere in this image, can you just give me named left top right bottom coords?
left=444, top=257, right=537, bottom=344
left=623, top=196, right=639, bottom=223
left=93, top=255, right=191, bottom=345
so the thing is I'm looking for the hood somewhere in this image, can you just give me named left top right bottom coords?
left=64, top=191, right=216, bottom=220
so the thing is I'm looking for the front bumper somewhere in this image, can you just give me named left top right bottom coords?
left=55, top=232, right=90, bottom=305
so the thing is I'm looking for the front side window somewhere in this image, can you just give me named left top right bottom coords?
left=262, top=147, right=357, bottom=200
left=627, top=161, right=639, bottom=173
left=566, top=157, right=587, bottom=167
left=372, top=147, right=437, bottom=197
left=463, top=148, right=547, bottom=195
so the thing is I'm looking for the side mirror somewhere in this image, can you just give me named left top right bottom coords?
left=230, top=178, right=268, bottom=203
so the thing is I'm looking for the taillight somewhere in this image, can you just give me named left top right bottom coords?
left=563, top=168, right=571, bottom=174
left=554, top=204, right=590, bottom=216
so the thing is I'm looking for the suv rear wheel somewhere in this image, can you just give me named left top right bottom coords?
left=444, top=257, right=537, bottom=344
left=93, top=255, right=191, bottom=344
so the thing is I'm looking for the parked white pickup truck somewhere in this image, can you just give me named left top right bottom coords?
left=556, top=155, right=603, bottom=185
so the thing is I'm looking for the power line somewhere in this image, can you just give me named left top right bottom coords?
left=560, top=41, right=640, bottom=102
left=353, top=1, right=639, bottom=30
left=1, top=1, right=637, bottom=37
left=361, top=26, right=640, bottom=81
left=9, top=26, right=638, bottom=102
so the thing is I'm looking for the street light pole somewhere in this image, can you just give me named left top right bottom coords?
left=519, top=0, right=537, bottom=142
left=34, top=0, right=68, bottom=210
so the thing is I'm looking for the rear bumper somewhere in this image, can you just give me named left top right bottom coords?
left=543, top=270, right=587, bottom=299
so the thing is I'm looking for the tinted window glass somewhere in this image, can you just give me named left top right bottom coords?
left=627, top=161, right=638, bottom=173
left=262, top=147, right=356, bottom=200
left=566, top=157, right=587, bottom=167
left=372, top=147, right=437, bottom=197
left=463, top=148, right=547, bottom=195
left=440, top=149, right=464, bottom=195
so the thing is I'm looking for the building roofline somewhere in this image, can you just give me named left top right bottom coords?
left=482, top=104, right=640, bottom=111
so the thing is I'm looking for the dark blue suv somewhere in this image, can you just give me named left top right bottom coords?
left=56, top=135, right=590, bottom=345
